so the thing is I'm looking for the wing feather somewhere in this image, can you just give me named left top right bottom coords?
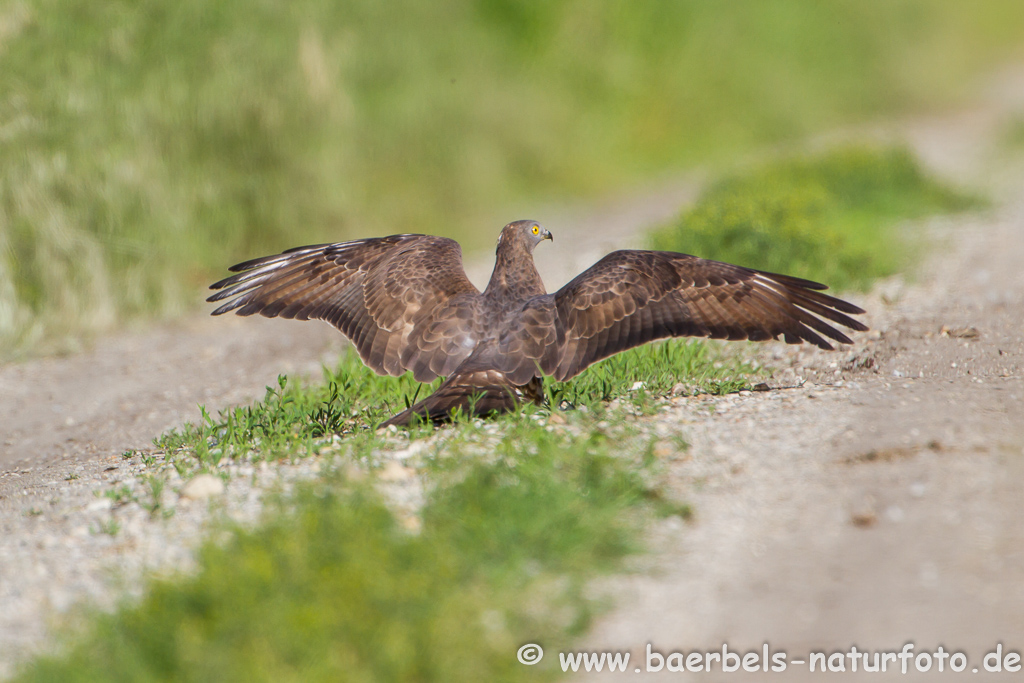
left=207, top=234, right=481, bottom=379
left=544, top=250, right=867, bottom=380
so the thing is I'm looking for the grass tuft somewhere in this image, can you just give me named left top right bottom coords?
left=649, top=146, right=981, bottom=291
left=156, top=353, right=441, bottom=464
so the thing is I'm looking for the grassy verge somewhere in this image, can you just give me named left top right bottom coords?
left=153, top=339, right=753, bottom=468
left=20, top=429, right=662, bottom=682
left=17, top=343, right=729, bottom=681
left=650, top=146, right=981, bottom=292
left=3, top=1, right=1024, bottom=356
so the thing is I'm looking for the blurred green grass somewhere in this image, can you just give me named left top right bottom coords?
left=649, top=146, right=981, bottom=291
left=19, top=422, right=665, bottom=682
left=2, top=0, right=1024, bottom=356
left=999, top=115, right=1024, bottom=150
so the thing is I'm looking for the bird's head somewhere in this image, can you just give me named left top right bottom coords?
left=497, top=220, right=553, bottom=254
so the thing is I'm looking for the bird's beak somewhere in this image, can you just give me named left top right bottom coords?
left=544, top=230, right=553, bottom=241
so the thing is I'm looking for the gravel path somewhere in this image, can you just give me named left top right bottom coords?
left=2, top=69, right=1023, bottom=678
left=582, top=209, right=1024, bottom=681
left=579, top=72, right=1024, bottom=679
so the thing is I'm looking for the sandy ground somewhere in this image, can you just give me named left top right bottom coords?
left=581, top=198, right=1024, bottom=681
left=1, top=68, right=1023, bottom=678
left=577, top=71, right=1024, bottom=680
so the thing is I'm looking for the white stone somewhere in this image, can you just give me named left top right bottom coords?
left=85, top=498, right=112, bottom=512
left=179, top=474, right=225, bottom=500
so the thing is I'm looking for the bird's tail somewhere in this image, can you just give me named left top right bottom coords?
left=381, top=369, right=540, bottom=428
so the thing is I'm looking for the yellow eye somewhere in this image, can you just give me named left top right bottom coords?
left=532, top=226, right=539, bottom=235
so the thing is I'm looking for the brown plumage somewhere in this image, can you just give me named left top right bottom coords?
left=208, top=220, right=867, bottom=426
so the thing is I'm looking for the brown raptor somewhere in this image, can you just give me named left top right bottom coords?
left=208, top=220, right=867, bottom=426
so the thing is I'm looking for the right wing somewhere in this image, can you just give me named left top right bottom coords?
left=207, top=235, right=482, bottom=381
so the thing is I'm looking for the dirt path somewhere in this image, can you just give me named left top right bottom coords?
left=1, top=68, right=1023, bottom=678
left=582, top=203, right=1024, bottom=681
left=578, top=75, right=1024, bottom=679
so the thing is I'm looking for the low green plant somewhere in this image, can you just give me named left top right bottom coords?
left=157, top=353, right=442, bottom=462
left=551, top=339, right=755, bottom=411
left=93, top=519, right=121, bottom=537
left=157, top=339, right=753, bottom=464
left=19, top=423, right=672, bottom=682
left=140, top=475, right=167, bottom=517
left=103, top=485, right=136, bottom=508
left=650, top=146, right=980, bottom=291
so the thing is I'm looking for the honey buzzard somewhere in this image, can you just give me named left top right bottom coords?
left=208, top=220, right=867, bottom=426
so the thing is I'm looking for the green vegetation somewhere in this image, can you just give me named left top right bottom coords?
left=999, top=115, right=1024, bottom=151
left=18, top=339, right=742, bottom=680
left=3, top=1, right=1024, bottom=356
left=550, top=338, right=752, bottom=410
left=156, top=353, right=443, bottom=465
left=20, top=420, right=676, bottom=682
left=650, top=146, right=980, bottom=291
left=6, top=2, right=1018, bottom=678
left=155, top=339, right=752, bottom=467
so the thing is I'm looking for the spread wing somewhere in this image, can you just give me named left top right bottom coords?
left=508, top=250, right=867, bottom=382
left=207, top=234, right=482, bottom=381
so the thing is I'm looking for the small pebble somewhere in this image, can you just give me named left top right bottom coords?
left=851, top=510, right=877, bottom=527
left=885, top=505, right=905, bottom=523
left=85, top=498, right=112, bottom=512
left=179, top=474, right=225, bottom=500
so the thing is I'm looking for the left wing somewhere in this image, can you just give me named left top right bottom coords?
left=519, top=250, right=867, bottom=382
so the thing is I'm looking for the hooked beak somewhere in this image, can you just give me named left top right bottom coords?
left=544, top=229, right=553, bottom=242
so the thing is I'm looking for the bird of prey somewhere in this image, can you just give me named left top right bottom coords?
left=208, top=220, right=867, bottom=426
